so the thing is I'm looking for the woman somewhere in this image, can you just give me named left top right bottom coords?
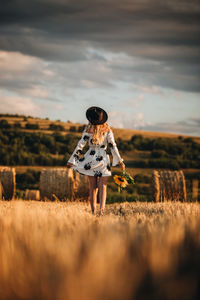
left=67, top=106, right=125, bottom=215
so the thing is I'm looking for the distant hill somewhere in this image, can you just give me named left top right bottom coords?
left=0, top=113, right=199, bottom=142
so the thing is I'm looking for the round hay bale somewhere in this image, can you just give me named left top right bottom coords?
left=0, top=167, right=16, bottom=200
left=152, top=170, right=160, bottom=203
left=168, top=171, right=175, bottom=200
left=0, top=181, right=3, bottom=200
left=152, top=170, right=187, bottom=202
left=179, top=170, right=187, bottom=202
left=25, top=189, right=40, bottom=201
left=173, top=171, right=180, bottom=201
left=162, top=171, right=171, bottom=201
left=73, top=171, right=89, bottom=201
left=40, top=168, right=74, bottom=201
left=159, top=170, right=165, bottom=202
left=192, top=179, right=198, bottom=202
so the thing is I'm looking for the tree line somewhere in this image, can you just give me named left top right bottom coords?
left=0, top=129, right=199, bottom=168
left=0, top=119, right=85, bottom=132
left=117, top=134, right=200, bottom=169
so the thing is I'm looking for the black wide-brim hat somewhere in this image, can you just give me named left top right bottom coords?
left=86, top=106, right=108, bottom=125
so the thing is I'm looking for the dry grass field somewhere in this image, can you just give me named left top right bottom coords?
left=0, top=200, right=200, bottom=300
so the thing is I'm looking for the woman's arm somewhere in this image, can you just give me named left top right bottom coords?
left=107, top=130, right=125, bottom=170
left=67, top=131, right=89, bottom=167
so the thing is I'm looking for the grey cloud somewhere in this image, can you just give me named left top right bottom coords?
left=109, top=57, right=200, bottom=92
left=190, top=118, right=200, bottom=126
left=1, top=1, right=199, bottom=53
left=0, top=29, right=92, bottom=62
left=0, top=0, right=200, bottom=92
left=139, top=118, right=200, bottom=137
left=0, top=49, right=112, bottom=102
left=49, top=60, right=114, bottom=89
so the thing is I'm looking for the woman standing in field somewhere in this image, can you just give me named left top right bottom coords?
left=67, top=106, right=125, bottom=215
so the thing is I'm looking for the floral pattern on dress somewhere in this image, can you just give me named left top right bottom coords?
left=76, top=149, right=83, bottom=154
left=107, top=164, right=111, bottom=171
left=90, top=150, right=96, bottom=155
left=79, top=157, right=85, bottom=162
left=96, top=155, right=103, bottom=161
left=108, top=142, right=113, bottom=148
left=67, top=129, right=123, bottom=177
left=94, top=171, right=102, bottom=177
left=84, top=162, right=92, bottom=170
left=83, top=135, right=89, bottom=141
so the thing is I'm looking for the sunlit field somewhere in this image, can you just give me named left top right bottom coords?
left=0, top=200, right=200, bottom=300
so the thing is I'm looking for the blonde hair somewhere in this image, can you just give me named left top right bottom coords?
left=85, top=122, right=110, bottom=144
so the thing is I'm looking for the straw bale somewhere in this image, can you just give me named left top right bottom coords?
left=179, top=170, right=187, bottom=202
left=152, top=170, right=187, bottom=202
left=0, top=167, right=16, bottom=200
left=192, top=179, right=198, bottom=202
left=25, top=189, right=40, bottom=201
left=0, top=181, right=3, bottom=200
left=174, top=171, right=180, bottom=200
left=40, top=168, right=74, bottom=201
left=163, top=171, right=171, bottom=200
left=169, top=171, right=175, bottom=200
left=73, top=171, right=89, bottom=201
left=152, top=171, right=160, bottom=203
left=159, top=171, right=165, bottom=202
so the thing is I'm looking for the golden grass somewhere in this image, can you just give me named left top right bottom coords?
left=112, top=127, right=200, bottom=142
left=0, top=200, right=200, bottom=300
left=152, top=170, right=187, bottom=202
left=0, top=116, right=82, bottom=132
left=0, top=167, right=16, bottom=200
left=40, top=168, right=74, bottom=201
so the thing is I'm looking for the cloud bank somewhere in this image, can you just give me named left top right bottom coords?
left=0, top=0, right=199, bottom=136
left=0, top=0, right=199, bottom=92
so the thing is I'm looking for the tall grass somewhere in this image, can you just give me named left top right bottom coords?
left=0, top=200, right=200, bottom=300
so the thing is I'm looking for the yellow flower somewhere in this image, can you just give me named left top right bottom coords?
left=113, top=175, right=128, bottom=188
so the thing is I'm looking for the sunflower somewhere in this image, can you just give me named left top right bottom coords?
left=113, top=171, right=135, bottom=193
left=113, top=175, right=128, bottom=192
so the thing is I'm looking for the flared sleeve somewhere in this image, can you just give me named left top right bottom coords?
left=67, top=131, right=89, bottom=166
left=107, top=130, right=124, bottom=166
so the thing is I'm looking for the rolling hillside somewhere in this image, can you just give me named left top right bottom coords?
left=1, top=113, right=200, bottom=142
left=0, top=114, right=199, bottom=201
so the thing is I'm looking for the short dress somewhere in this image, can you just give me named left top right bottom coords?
left=67, top=130, right=123, bottom=177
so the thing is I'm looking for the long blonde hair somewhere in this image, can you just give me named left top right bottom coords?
left=85, top=122, right=110, bottom=144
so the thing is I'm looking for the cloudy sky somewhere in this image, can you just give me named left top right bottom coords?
left=0, top=0, right=200, bottom=136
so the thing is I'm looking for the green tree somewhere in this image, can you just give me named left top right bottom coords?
left=0, top=119, right=11, bottom=129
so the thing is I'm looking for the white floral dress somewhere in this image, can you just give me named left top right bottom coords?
left=68, top=130, right=123, bottom=177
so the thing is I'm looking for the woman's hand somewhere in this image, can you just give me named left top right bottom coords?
left=120, top=161, right=125, bottom=171
left=66, top=162, right=73, bottom=168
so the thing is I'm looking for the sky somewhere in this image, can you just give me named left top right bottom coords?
left=0, top=0, right=200, bottom=136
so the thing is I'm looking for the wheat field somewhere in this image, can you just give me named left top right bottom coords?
left=0, top=200, right=200, bottom=300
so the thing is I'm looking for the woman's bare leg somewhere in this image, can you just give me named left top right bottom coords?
left=98, top=176, right=108, bottom=215
left=88, top=176, right=98, bottom=214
